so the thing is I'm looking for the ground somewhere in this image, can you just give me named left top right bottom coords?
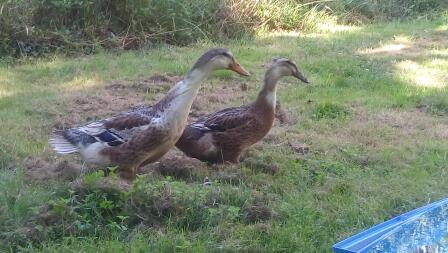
left=0, top=17, right=447, bottom=252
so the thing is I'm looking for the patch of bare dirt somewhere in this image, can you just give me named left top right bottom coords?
left=138, top=150, right=206, bottom=181
left=24, top=156, right=83, bottom=183
left=262, top=133, right=282, bottom=145
left=191, top=81, right=250, bottom=119
left=288, top=139, right=310, bottom=154
left=210, top=169, right=242, bottom=185
left=53, top=73, right=180, bottom=128
left=275, top=100, right=297, bottom=126
left=242, top=203, right=272, bottom=223
left=147, top=73, right=183, bottom=83
left=106, top=74, right=179, bottom=92
left=255, top=223, right=272, bottom=234
left=139, top=150, right=247, bottom=185
left=242, top=149, right=280, bottom=174
left=72, top=177, right=131, bottom=194
left=241, top=191, right=276, bottom=223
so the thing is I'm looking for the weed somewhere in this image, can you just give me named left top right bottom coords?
left=312, top=103, right=350, bottom=120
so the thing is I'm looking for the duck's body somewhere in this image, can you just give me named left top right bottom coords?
left=50, top=48, right=249, bottom=179
left=176, top=58, right=309, bottom=164
left=176, top=100, right=274, bottom=163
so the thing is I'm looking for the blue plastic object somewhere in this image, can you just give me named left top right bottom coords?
left=333, top=197, right=448, bottom=253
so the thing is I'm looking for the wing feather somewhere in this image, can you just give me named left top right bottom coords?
left=198, top=106, right=253, bottom=132
left=51, top=106, right=157, bottom=153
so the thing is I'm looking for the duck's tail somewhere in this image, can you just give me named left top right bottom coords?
left=49, top=130, right=79, bottom=154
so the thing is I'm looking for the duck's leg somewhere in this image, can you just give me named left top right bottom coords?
left=119, top=167, right=136, bottom=181
left=221, top=147, right=242, bottom=164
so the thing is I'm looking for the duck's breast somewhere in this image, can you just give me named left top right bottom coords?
left=80, top=142, right=112, bottom=167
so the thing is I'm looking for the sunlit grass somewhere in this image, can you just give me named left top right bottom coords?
left=396, top=60, right=448, bottom=88
left=435, top=24, right=448, bottom=31
left=357, top=35, right=414, bottom=55
left=361, top=43, right=409, bottom=54
left=257, top=22, right=361, bottom=40
left=316, top=23, right=360, bottom=33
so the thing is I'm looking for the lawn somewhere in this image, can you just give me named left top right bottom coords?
left=1, top=16, right=447, bottom=252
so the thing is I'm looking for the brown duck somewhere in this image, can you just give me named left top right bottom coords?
left=49, top=48, right=250, bottom=179
left=176, top=57, right=309, bottom=163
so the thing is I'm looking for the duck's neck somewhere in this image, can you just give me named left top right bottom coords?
left=156, top=67, right=210, bottom=125
left=255, top=69, right=281, bottom=111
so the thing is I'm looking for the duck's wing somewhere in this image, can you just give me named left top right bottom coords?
left=50, top=106, right=156, bottom=154
left=191, top=106, right=254, bottom=133
left=103, top=105, right=155, bottom=130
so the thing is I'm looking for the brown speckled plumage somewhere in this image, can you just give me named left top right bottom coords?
left=101, top=124, right=171, bottom=179
left=176, top=58, right=309, bottom=164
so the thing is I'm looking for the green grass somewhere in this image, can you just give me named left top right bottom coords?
left=1, top=15, right=448, bottom=252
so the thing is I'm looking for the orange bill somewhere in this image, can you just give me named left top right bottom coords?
left=230, top=61, right=250, bottom=76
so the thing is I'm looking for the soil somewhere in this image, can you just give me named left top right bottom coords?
left=72, top=176, right=131, bottom=194
left=24, top=156, right=83, bottom=183
left=275, top=101, right=296, bottom=126
left=242, top=149, right=280, bottom=175
left=52, top=73, right=181, bottom=128
left=190, top=80, right=251, bottom=119
left=242, top=203, right=272, bottom=223
left=288, top=139, right=310, bottom=154
left=138, top=150, right=207, bottom=181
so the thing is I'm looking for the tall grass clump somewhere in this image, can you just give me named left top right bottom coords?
left=0, top=0, right=221, bottom=56
left=0, top=0, right=444, bottom=57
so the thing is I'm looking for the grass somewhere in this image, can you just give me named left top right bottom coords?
left=1, top=15, right=448, bottom=252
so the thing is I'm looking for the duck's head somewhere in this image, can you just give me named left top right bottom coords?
left=191, top=48, right=250, bottom=76
left=267, top=57, right=309, bottom=83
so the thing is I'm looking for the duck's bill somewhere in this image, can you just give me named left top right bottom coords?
left=230, top=61, right=250, bottom=76
left=294, top=71, right=310, bottom=83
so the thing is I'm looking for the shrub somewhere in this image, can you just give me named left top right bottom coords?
left=0, top=0, right=444, bottom=57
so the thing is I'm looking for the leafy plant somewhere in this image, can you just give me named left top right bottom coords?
left=312, top=103, right=350, bottom=120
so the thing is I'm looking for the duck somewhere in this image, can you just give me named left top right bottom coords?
left=49, top=48, right=250, bottom=180
left=175, top=57, right=309, bottom=164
